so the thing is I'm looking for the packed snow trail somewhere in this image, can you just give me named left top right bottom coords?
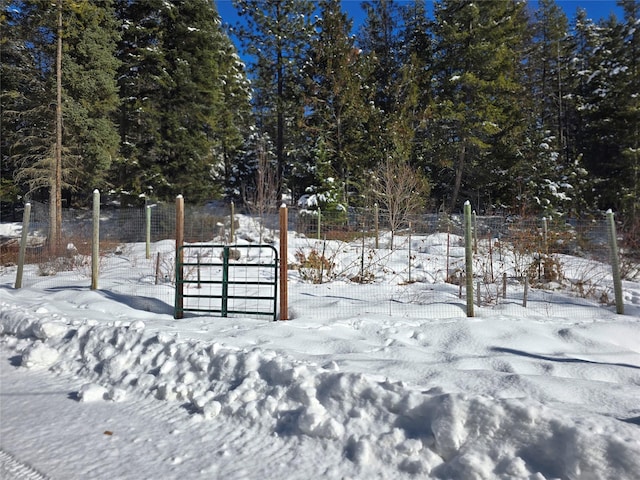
left=0, top=449, right=49, bottom=480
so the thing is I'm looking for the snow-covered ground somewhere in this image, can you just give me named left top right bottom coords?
left=1, top=217, right=639, bottom=479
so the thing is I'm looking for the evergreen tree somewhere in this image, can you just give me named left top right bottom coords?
left=571, top=4, right=639, bottom=220
left=1, top=0, right=120, bottom=236
left=114, top=0, right=167, bottom=202
left=517, top=0, right=586, bottom=216
left=213, top=29, right=253, bottom=203
left=301, top=0, right=371, bottom=208
left=393, top=0, right=433, bottom=192
left=357, top=0, right=403, bottom=166
left=115, top=0, right=245, bottom=204
left=359, top=0, right=402, bottom=117
left=1, top=0, right=55, bottom=205
left=430, top=0, right=528, bottom=212
left=617, top=0, right=640, bottom=222
left=63, top=0, right=121, bottom=198
left=232, top=0, right=315, bottom=202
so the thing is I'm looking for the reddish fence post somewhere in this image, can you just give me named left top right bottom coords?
left=279, top=204, right=289, bottom=320
left=175, top=195, right=185, bottom=319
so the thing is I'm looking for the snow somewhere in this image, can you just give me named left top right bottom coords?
left=1, top=217, right=640, bottom=480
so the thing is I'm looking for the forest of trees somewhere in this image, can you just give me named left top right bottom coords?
left=1, top=0, right=639, bottom=231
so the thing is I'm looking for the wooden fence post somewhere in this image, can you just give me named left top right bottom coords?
left=279, top=204, right=289, bottom=320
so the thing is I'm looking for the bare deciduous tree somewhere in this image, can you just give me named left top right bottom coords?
left=242, top=139, right=280, bottom=243
left=371, top=157, right=429, bottom=249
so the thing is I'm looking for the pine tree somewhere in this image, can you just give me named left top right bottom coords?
left=617, top=0, right=640, bottom=222
left=605, top=1, right=639, bottom=222
left=357, top=0, right=403, bottom=166
left=301, top=0, right=371, bottom=208
left=1, top=0, right=55, bottom=205
left=571, top=4, right=639, bottom=220
left=62, top=0, right=121, bottom=198
left=2, top=0, right=120, bottom=249
left=394, top=0, right=433, bottom=186
left=430, top=0, right=528, bottom=212
left=213, top=26, right=253, bottom=203
left=517, top=0, right=586, bottom=216
left=232, top=0, right=315, bottom=202
left=359, top=0, right=402, bottom=118
left=114, top=0, right=247, bottom=204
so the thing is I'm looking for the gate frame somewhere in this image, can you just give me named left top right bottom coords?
left=174, top=244, right=279, bottom=320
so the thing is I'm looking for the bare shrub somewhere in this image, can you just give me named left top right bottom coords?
left=294, top=248, right=337, bottom=284
left=504, top=225, right=542, bottom=278
left=526, top=254, right=564, bottom=284
left=620, top=217, right=640, bottom=280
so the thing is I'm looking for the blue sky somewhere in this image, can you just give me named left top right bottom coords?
left=216, top=0, right=625, bottom=33
left=216, top=0, right=625, bottom=67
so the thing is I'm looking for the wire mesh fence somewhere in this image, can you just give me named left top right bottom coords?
left=1, top=199, right=635, bottom=321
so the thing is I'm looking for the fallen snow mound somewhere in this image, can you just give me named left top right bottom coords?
left=2, top=307, right=639, bottom=480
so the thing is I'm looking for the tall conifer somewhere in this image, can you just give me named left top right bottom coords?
left=431, top=0, right=527, bottom=212
left=232, top=0, right=315, bottom=201
left=301, top=0, right=370, bottom=207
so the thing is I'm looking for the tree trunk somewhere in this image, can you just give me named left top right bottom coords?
left=275, top=3, right=284, bottom=203
left=51, top=0, right=63, bottom=255
left=450, top=143, right=466, bottom=212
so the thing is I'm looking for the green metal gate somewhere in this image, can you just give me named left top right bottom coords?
left=175, top=244, right=278, bottom=320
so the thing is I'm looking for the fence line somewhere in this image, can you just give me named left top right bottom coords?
left=1, top=197, right=635, bottom=320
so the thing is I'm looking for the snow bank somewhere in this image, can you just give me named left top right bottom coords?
left=2, top=306, right=639, bottom=479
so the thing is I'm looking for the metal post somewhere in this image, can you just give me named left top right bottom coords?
left=15, top=203, right=31, bottom=289
left=155, top=252, right=161, bottom=285
left=446, top=228, right=450, bottom=281
left=91, top=189, right=100, bottom=290
left=607, top=210, right=624, bottom=314
left=472, top=210, right=478, bottom=254
left=488, top=233, right=494, bottom=282
left=196, top=252, right=201, bottom=289
left=174, top=195, right=185, bottom=319
left=503, top=272, right=507, bottom=299
left=279, top=204, right=289, bottom=320
left=222, top=246, right=229, bottom=317
left=408, top=222, right=412, bottom=283
left=146, top=205, right=151, bottom=259
left=464, top=201, right=474, bottom=317
left=374, top=203, right=379, bottom=249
